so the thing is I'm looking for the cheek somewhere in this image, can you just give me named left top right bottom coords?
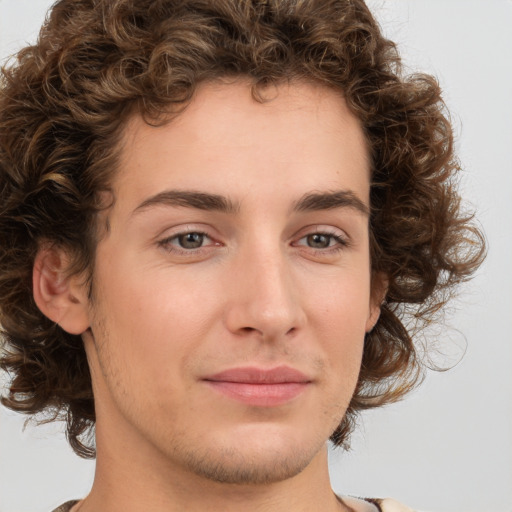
left=93, top=263, right=222, bottom=384
left=305, top=269, right=370, bottom=370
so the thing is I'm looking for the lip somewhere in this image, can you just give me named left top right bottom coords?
left=203, top=366, right=312, bottom=407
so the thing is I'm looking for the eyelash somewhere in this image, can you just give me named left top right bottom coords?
left=294, top=231, right=349, bottom=254
left=157, top=229, right=350, bottom=256
left=158, top=231, right=216, bottom=256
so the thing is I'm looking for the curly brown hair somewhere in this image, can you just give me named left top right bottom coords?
left=0, top=0, right=484, bottom=458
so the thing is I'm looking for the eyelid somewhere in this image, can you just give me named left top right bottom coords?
left=160, top=231, right=212, bottom=247
left=156, top=225, right=222, bottom=255
left=155, top=223, right=217, bottom=242
left=296, top=232, right=348, bottom=246
left=290, top=225, right=352, bottom=257
left=292, top=225, right=350, bottom=243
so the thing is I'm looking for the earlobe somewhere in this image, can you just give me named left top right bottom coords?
left=365, top=272, right=388, bottom=333
left=365, top=302, right=382, bottom=333
left=32, top=246, right=90, bottom=335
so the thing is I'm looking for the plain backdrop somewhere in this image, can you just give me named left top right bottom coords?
left=0, top=1, right=511, bottom=511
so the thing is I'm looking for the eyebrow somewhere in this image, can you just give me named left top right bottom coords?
left=133, top=190, right=240, bottom=215
left=293, top=190, right=369, bottom=217
left=132, top=189, right=369, bottom=217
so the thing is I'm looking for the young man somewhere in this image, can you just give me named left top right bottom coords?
left=0, top=1, right=484, bottom=511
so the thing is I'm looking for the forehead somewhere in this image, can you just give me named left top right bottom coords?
left=114, top=79, right=370, bottom=210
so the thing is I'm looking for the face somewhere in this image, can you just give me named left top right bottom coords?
left=81, top=80, right=380, bottom=485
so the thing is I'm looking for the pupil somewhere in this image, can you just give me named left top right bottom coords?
left=179, top=233, right=204, bottom=249
left=308, top=234, right=330, bottom=248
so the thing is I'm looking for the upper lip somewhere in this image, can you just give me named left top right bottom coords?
left=204, top=366, right=311, bottom=384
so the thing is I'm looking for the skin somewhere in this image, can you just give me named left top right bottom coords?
left=34, top=80, right=382, bottom=511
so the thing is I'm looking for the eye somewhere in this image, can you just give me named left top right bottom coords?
left=159, top=231, right=215, bottom=252
left=304, top=233, right=337, bottom=249
left=176, top=232, right=207, bottom=249
left=295, top=232, right=348, bottom=250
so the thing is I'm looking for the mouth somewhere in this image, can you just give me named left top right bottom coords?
left=202, top=366, right=312, bottom=407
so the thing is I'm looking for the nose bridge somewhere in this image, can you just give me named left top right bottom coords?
left=225, top=235, right=304, bottom=339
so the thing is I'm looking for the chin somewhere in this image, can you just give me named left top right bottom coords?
left=184, top=446, right=314, bottom=485
left=176, top=424, right=327, bottom=486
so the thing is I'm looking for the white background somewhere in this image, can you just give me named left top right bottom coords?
left=0, top=1, right=511, bottom=511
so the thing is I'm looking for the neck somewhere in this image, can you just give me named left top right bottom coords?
left=80, top=425, right=344, bottom=512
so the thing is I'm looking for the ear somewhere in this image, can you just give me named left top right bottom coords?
left=365, top=271, right=388, bottom=333
left=32, top=245, right=90, bottom=335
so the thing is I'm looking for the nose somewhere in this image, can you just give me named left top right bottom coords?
left=223, top=244, right=306, bottom=341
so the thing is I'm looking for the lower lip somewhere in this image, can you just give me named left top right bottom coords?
left=204, top=381, right=309, bottom=407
